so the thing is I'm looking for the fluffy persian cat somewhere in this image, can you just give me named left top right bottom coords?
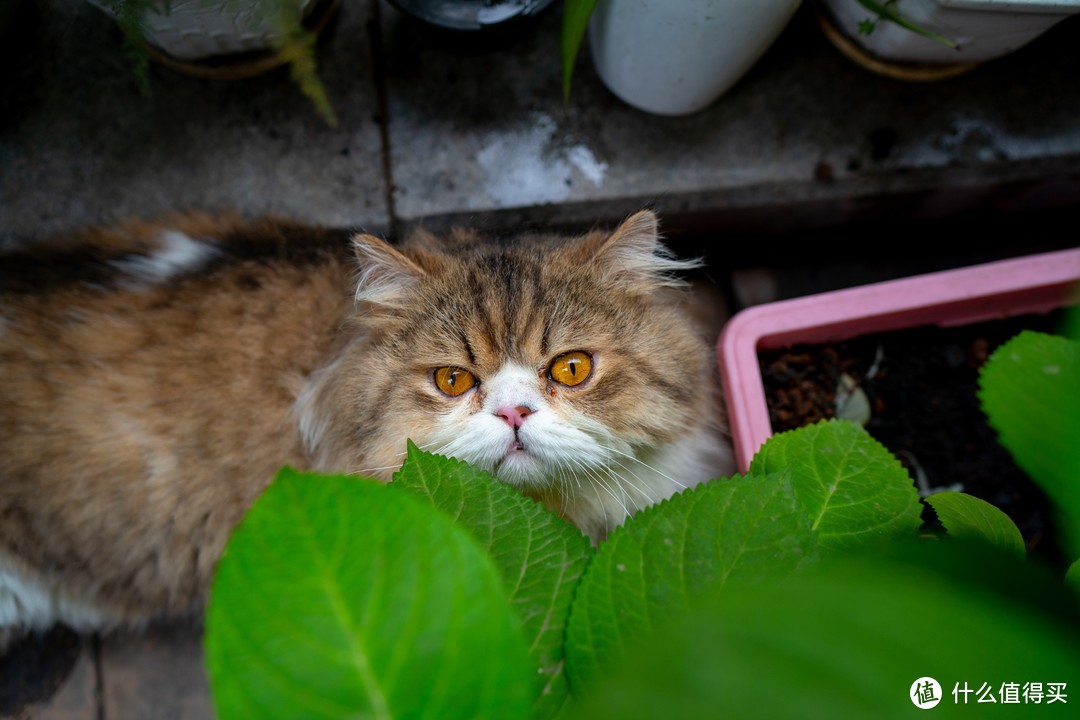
left=0, top=209, right=733, bottom=644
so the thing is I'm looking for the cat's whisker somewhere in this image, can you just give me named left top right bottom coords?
left=436, top=445, right=469, bottom=467
left=568, top=457, right=630, bottom=519
left=605, top=457, right=660, bottom=506
left=431, top=435, right=506, bottom=478
left=560, top=461, right=585, bottom=516
left=549, top=463, right=577, bottom=517
left=429, top=437, right=463, bottom=461
left=603, top=445, right=689, bottom=490
left=351, top=438, right=447, bottom=475
left=348, top=465, right=404, bottom=476
left=394, top=440, right=441, bottom=456
left=578, top=425, right=669, bottom=493
left=550, top=449, right=641, bottom=523
left=594, top=475, right=632, bottom=523
left=549, top=428, right=663, bottom=509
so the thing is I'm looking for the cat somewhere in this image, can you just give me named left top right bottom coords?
left=0, top=208, right=733, bottom=646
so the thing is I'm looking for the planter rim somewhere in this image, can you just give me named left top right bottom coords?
left=825, top=0, right=1080, bottom=13
left=944, top=0, right=1080, bottom=13
left=717, top=247, right=1080, bottom=472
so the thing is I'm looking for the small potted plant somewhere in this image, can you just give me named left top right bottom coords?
left=816, top=0, right=1080, bottom=80
left=561, top=0, right=803, bottom=115
left=716, top=247, right=1080, bottom=557
left=85, top=0, right=340, bottom=123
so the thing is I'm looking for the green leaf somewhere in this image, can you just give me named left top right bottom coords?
left=114, top=0, right=153, bottom=96
left=1066, top=559, right=1080, bottom=596
left=750, top=420, right=923, bottom=551
left=1064, top=304, right=1080, bottom=343
left=565, top=472, right=815, bottom=692
left=392, top=443, right=592, bottom=720
left=925, top=491, right=1026, bottom=558
left=272, top=0, right=338, bottom=127
left=855, top=0, right=957, bottom=48
left=561, top=0, right=599, bottom=105
left=205, top=467, right=532, bottom=720
left=571, top=542, right=1080, bottom=719
left=979, top=330, right=1080, bottom=558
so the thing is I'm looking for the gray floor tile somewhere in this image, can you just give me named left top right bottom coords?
left=99, top=624, right=210, bottom=720
left=1, top=0, right=389, bottom=246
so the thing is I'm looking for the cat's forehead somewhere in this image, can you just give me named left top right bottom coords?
left=405, top=226, right=584, bottom=254
left=390, top=243, right=627, bottom=369
left=401, top=224, right=610, bottom=276
left=423, top=237, right=600, bottom=308
left=360, top=211, right=690, bottom=369
left=433, top=252, right=603, bottom=362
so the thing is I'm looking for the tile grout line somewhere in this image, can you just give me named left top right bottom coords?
left=90, top=634, right=105, bottom=720
left=367, top=0, right=399, bottom=240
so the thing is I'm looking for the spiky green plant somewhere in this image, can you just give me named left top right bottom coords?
left=106, top=0, right=336, bottom=125
left=855, top=0, right=957, bottom=48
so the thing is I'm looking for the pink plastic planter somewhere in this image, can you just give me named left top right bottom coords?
left=717, top=247, right=1080, bottom=473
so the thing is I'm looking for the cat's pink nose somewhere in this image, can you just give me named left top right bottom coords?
left=495, top=405, right=533, bottom=429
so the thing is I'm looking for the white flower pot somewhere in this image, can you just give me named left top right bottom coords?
left=819, top=0, right=1080, bottom=65
left=588, top=0, right=803, bottom=116
left=86, top=0, right=315, bottom=61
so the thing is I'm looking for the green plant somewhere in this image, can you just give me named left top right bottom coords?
left=979, top=328, right=1080, bottom=571
left=854, top=0, right=957, bottom=48
left=561, top=0, right=961, bottom=105
left=107, top=0, right=336, bottom=125
left=204, top=319, right=1080, bottom=718
left=560, top=0, right=597, bottom=105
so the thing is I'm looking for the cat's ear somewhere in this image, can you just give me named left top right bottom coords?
left=588, top=209, right=701, bottom=292
left=352, top=233, right=426, bottom=310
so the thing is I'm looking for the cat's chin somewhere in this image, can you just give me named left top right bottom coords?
left=490, top=448, right=551, bottom=489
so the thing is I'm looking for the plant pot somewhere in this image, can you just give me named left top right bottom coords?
left=717, top=247, right=1080, bottom=474
left=86, top=0, right=339, bottom=79
left=385, top=0, right=556, bottom=32
left=587, top=0, right=803, bottom=116
left=816, top=0, right=1080, bottom=80
left=718, top=248, right=1080, bottom=560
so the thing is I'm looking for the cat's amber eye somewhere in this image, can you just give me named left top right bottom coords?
left=548, top=351, right=593, bottom=387
left=433, top=367, right=476, bottom=397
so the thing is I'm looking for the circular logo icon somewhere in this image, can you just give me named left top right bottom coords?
left=911, top=677, right=943, bottom=709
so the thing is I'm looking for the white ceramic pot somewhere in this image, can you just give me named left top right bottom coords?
left=588, top=0, right=803, bottom=116
left=86, top=0, right=314, bottom=61
left=819, top=0, right=1080, bottom=64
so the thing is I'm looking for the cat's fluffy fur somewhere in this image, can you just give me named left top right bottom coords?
left=0, top=209, right=733, bottom=641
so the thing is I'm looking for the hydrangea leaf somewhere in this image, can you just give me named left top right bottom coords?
left=393, top=443, right=592, bottom=720
left=565, top=471, right=815, bottom=692
left=979, top=330, right=1080, bottom=557
left=572, top=542, right=1080, bottom=719
left=1066, top=559, right=1080, bottom=597
left=925, top=491, right=1026, bottom=558
left=750, top=419, right=923, bottom=550
left=205, top=467, right=532, bottom=720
